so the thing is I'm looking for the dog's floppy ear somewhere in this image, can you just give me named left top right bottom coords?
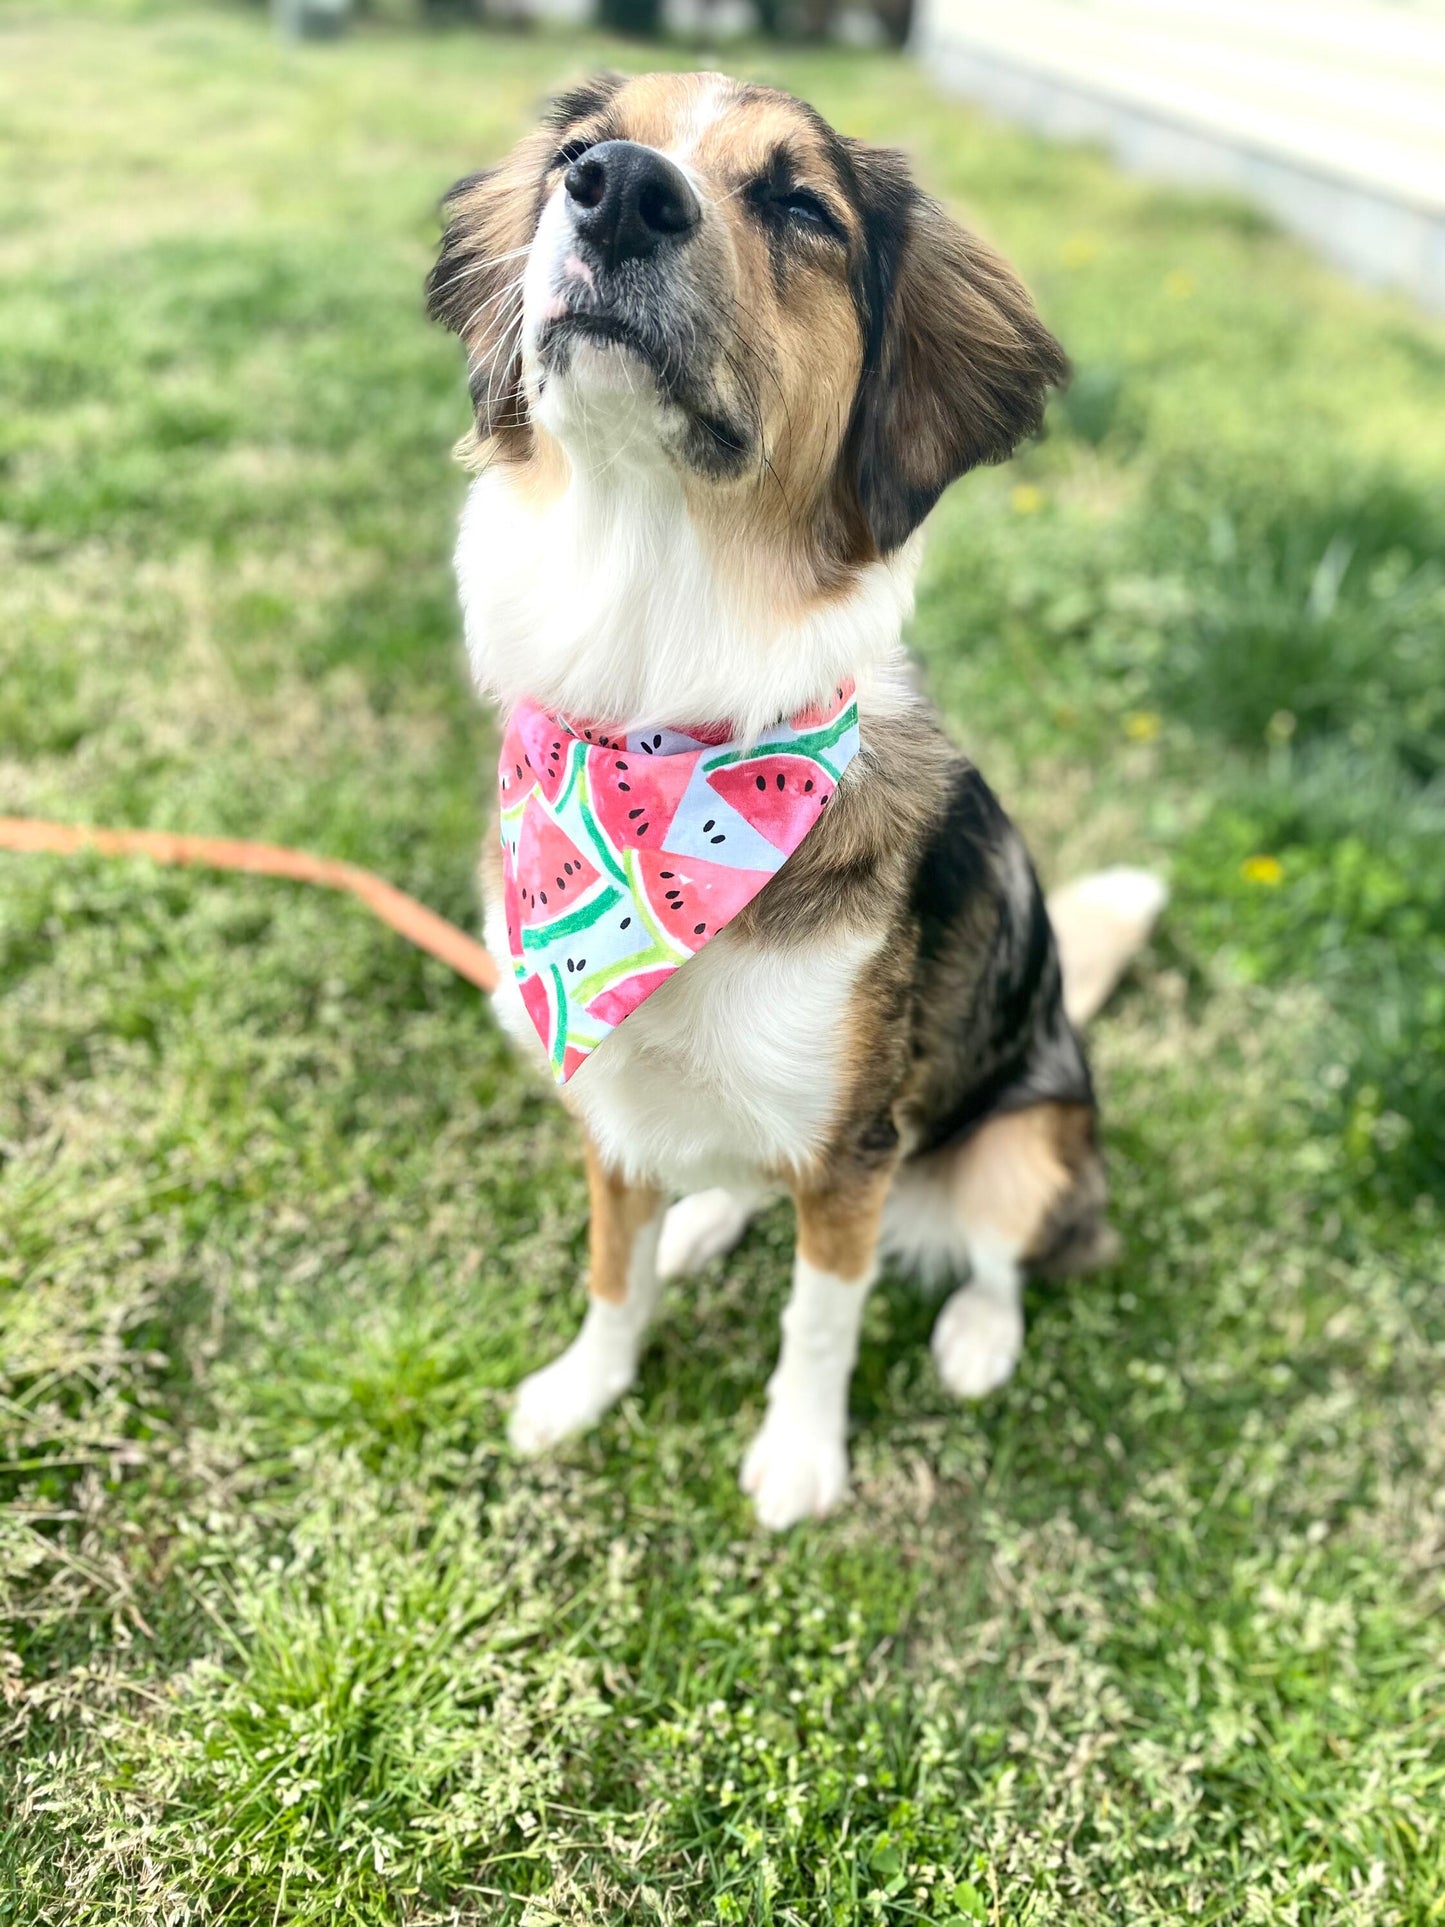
left=842, top=146, right=1069, bottom=555
left=426, top=133, right=553, bottom=449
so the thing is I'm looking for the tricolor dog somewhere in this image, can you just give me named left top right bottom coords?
left=428, top=71, right=1164, bottom=1529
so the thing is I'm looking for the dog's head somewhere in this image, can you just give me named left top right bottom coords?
left=428, top=72, right=1066, bottom=574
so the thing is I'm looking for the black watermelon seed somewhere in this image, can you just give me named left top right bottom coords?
left=620, top=916, right=631, bottom=929
left=660, top=870, right=674, bottom=879
left=776, top=773, right=785, bottom=790
left=515, top=763, right=523, bottom=778
left=804, top=779, right=814, bottom=792
left=540, top=891, right=548, bottom=904
left=564, top=861, right=573, bottom=874
left=576, top=958, right=585, bottom=971
left=710, top=834, right=725, bottom=845
left=638, top=823, right=649, bottom=834
left=694, top=922, right=705, bottom=935
left=556, top=876, right=565, bottom=890
left=616, top=759, right=628, bottom=770
left=703, top=819, right=714, bottom=833
left=641, top=742, right=652, bottom=754
left=653, top=734, right=662, bottom=747
left=566, top=960, right=573, bottom=973
left=628, top=808, right=644, bottom=820
left=755, top=774, right=766, bottom=791
left=618, top=782, right=631, bottom=792
left=666, top=890, right=681, bottom=901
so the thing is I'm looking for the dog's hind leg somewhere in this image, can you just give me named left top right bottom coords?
left=509, top=1140, right=663, bottom=1454
left=887, top=1102, right=1110, bottom=1400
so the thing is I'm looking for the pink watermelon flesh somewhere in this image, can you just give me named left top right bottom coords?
left=514, top=799, right=600, bottom=913
left=510, top=707, right=574, bottom=805
left=789, top=684, right=851, bottom=730
left=503, top=861, right=524, bottom=958
left=519, top=971, right=554, bottom=1054
left=586, top=964, right=676, bottom=1028
left=705, top=754, right=835, bottom=852
left=590, top=747, right=694, bottom=851
left=499, top=714, right=532, bottom=802
left=638, top=849, right=771, bottom=949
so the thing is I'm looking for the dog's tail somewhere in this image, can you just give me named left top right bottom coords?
left=1047, top=868, right=1168, bottom=1027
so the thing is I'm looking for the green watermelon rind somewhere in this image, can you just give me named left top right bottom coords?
left=547, top=963, right=567, bottom=1072
left=575, top=767, right=631, bottom=889
left=621, top=847, right=693, bottom=964
left=519, top=882, right=625, bottom=955
left=573, top=932, right=677, bottom=1010
left=698, top=701, right=858, bottom=777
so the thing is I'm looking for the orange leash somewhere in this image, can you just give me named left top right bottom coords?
left=0, top=816, right=499, bottom=994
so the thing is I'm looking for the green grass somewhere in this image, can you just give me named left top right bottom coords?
left=1, top=7, right=1442, bottom=1922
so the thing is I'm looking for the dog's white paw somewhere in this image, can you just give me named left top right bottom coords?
left=657, top=1188, right=757, bottom=1280
left=508, top=1341, right=633, bottom=1455
left=740, top=1410, right=850, bottom=1530
left=931, top=1286, right=1024, bottom=1400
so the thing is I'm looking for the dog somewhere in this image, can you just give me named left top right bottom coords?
left=427, top=71, right=1165, bottom=1528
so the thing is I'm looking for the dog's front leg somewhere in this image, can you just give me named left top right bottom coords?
left=741, top=1165, right=894, bottom=1530
left=509, top=1140, right=662, bottom=1455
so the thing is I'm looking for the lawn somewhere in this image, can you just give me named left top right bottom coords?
left=1, top=5, right=1442, bottom=1922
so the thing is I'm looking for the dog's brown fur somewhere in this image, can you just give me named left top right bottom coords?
left=430, top=72, right=1068, bottom=620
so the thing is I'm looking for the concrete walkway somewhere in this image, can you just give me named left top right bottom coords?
left=913, top=0, right=1445, bottom=308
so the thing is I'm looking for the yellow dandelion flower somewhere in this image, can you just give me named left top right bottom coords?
left=1164, top=268, right=1196, bottom=300
left=1062, top=233, right=1101, bottom=269
left=1010, top=483, right=1045, bottom=515
left=1242, top=855, right=1283, bottom=886
left=1124, top=710, right=1162, bottom=742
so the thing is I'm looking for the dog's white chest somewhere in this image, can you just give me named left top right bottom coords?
left=485, top=897, right=879, bottom=1190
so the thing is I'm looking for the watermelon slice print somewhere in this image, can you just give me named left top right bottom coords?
left=705, top=754, right=835, bottom=853
left=514, top=798, right=600, bottom=915
left=586, top=964, right=677, bottom=1028
left=499, top=714, right=530, bottom=804
left=518, top=970, right=555, bottom=1060
left=789, top=682, right=853, bottom=730
left=590, top=746, right=694, bottom=852
left=509, top=706, right=577, bottom=806
left=636, top=848, right=771, bottom=949
left=503, top=859, right=524, bottom=959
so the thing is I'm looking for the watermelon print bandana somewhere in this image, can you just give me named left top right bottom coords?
left=499, top=681, right=861, bottom=1082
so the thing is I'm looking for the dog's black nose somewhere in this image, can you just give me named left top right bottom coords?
left=565, top=140, right=700, bottom=264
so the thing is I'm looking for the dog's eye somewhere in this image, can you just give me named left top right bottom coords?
left=775, top=189, right=832, bottom=229
left=750, top=181, right=843, bottom=242
left=554, top=138, right=595, bottom=169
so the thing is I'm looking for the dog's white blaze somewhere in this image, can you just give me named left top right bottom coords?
left=666, top=76, right=732, bottom=162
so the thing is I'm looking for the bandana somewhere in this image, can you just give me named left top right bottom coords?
left=499, top=680, right=861, bottom=1082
